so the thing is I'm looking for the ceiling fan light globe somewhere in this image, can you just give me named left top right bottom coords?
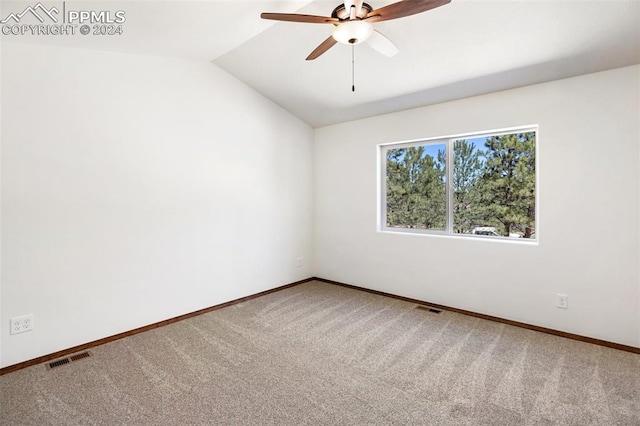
left=332, top=20, right=373, bottom=45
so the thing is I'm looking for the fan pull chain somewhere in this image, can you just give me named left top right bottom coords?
left=352, top=44, right=355, bottom=92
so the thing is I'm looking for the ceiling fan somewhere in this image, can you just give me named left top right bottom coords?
left=260, top=0, right=451, bottom=60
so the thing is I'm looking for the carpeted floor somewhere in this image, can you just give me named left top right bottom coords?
left=1, top=281, right=639, bottom=425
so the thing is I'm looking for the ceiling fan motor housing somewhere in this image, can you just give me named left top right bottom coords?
left=331, top=2, right=373, bottom=20
left=331, top=3, right=375, bottom=45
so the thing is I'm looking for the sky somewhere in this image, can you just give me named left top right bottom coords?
left=419, top=136, right=488, bottom=165
left=389, top=132, right=537, bottom=166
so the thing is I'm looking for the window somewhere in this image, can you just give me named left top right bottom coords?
left=380, top=127, right=537, bottom=240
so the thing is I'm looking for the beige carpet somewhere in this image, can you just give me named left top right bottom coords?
left=1, top=281, right=639, bottom=425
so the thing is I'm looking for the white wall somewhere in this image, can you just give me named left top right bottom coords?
left=0, top=11, right=4, bottom=366
left=314, top=65, right=640, bottom=348
left=0, top=42, right=314, bottom=368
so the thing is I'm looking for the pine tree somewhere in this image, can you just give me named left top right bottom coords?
left=478, top=132, right=535, bottom=237
left=386, top=146, right=446, bottom=229
left=451, top=140, right=483, bottom=234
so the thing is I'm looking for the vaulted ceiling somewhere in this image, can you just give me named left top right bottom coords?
left=4, top=0, right=639, bottom=127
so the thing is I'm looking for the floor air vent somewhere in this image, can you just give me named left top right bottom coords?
left=69, top=351, right=92, bottom=362
left=46, top=351, right=92, bottom=370
left=46, top=358, right=70, bottom=369
left=416, top=305, right=442, bottom=314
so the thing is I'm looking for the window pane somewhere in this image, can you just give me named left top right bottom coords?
left=386, top=144, right=447, bottom=230
left=452, top=132, right=536, bottom=239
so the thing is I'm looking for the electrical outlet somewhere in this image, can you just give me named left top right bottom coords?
left=10, top=314, right=34, bottom=335
left=556, top=294, right=568, bottom=309
left=296, top=257, right=304, bottom=268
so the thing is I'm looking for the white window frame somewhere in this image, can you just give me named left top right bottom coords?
left=378, top=125, right=539, bottom=243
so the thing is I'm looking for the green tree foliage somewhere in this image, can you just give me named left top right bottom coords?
left=386, top=146, right=446, bottom=229
left=479, top=132, right=536, bottom=237
left=452, top=140, right=483, bottom=233
left=385, top=132, right=536, bottom=238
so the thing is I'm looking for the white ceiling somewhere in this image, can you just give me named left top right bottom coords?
left=3, top=0, right=639, bottom=127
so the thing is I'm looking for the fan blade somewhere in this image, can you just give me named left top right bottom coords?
left=261, top=13, right=338, bottom=24
left=367, top=30, right=399, bottom=57
left=366, top=0, right=450, bottom=22
left=306, top=36, right=338, bottom=60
